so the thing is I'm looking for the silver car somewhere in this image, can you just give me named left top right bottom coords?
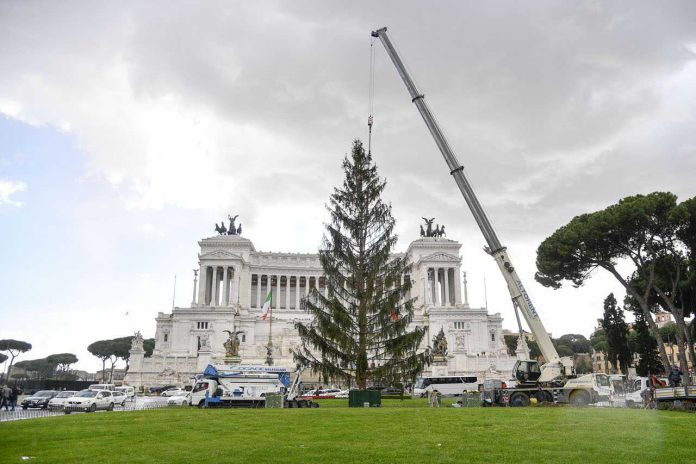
left=48, top=391, right=77, bottom=410
left=64, top=389, right=114, bottom=413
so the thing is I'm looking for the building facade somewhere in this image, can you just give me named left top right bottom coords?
left=125, top=233, right=516, bottom=387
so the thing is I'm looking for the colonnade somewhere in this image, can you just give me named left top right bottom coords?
left=251, top=274, right=325, bottom=310
left=427, top=267, right=459, bottom=306
left=196, top=265, right=238, bottom=307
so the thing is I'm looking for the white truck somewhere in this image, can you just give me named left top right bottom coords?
left=191, top=364, right=316, bottom=408
left=371, top=27, right=602, bottom=407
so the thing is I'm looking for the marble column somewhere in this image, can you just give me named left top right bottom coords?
left=435, top=267, right=441, bottom=306
left=275, top=275, right=281, bottom=309
left=285, top=275, right=290, bottom=309
left=222, top=267, right=229, bottom=306
left=444, top=267, right=450, bottom=306
left=192, top=270, right=198, bottom=306
left=212, top=266, right=219, bottom=306
left=198, top=266, right=208, bottom=306
left=256, top=274, right=262, bottom=308
left=206, top=267, right=213, bottom=306
left=295, top=276, right=301, bottom=309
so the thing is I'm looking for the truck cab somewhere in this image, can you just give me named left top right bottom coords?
left=563, top=373, right=613, bottom=403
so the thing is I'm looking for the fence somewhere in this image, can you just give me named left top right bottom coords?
left=0, top=397, right=170, bottom=422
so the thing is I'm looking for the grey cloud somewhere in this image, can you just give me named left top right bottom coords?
left=1, top=0, right=695, bottom=239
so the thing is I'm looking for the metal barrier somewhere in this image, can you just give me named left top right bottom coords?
left=0, top=398, right=170, bottom=422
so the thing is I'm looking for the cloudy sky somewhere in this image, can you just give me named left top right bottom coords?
left=1, top=1, right=695, bottom=372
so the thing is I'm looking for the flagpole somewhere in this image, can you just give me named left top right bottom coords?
left=266, top=292, right=274, bottom=366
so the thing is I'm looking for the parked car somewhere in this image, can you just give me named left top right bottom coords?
left=167, top=392, right=192, bottom=406
left=64, top=389, right=114, bottom=413
left=115, top=386, right=136, bottom=400
left=21, top=390, right=58, bottom=409
left=334, top=390, right=349, bottom=398
left=150, top=385, right=177, bottom=394
left=161, top=388, right=187, bottom=397
left=48, top=391, right=77, bottom=411
left=111, top=390, right=128, bottom=406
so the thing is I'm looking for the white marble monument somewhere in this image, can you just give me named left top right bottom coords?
left=124, top=233, right=515, bottom=387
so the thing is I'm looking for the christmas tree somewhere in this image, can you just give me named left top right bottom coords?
left=294, top=140, right=430, bottom=389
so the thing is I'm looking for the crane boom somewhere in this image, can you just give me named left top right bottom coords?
left=371, top=27, right=561, bottom=369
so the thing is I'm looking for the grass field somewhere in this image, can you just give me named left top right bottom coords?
left=1, top=399, right=695, bottom=463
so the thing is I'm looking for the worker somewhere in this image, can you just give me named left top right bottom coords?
left=668, top=365, right=683, bottom=387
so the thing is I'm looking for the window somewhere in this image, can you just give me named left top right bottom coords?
left=193, top=382, right=209, bottom=393
left=454, top=321, right=465, bottom=330
left=196, top=322, right=209, bottom=330
left=164, top=333, right=169, bottom=342
left=242, top=334, right=246, bottom=343
left=490, top=333, right=496, bottom=342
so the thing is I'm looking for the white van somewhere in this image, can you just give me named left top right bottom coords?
left=413, top=376, right=478, bottom=397
left=88, top=383, right=116, bottom=391
left=115, top=386, right=136, bottom=399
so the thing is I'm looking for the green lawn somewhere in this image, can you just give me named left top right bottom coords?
left=1, top=400, right=694, bottom=463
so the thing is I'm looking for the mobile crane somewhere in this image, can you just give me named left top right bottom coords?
left=370, top=26, right=571, bottom=385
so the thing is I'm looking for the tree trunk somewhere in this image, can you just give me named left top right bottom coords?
left=6, top=353, right=16, bottom=382
left=671, top=312, right=696, bottom=382
left=623, top=289, right=671, bottom=371
left=653, top=286, right=695, bottom=383
left=604, top=355, right=609, bottom=374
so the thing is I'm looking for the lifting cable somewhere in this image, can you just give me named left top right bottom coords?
left=367, top=36, right=376, bottom=154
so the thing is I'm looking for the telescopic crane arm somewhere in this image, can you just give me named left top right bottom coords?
left=371, top=27, right=561, bottom=372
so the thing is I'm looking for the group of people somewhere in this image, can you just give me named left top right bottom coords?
left=0, top=384, right=20, bottom=411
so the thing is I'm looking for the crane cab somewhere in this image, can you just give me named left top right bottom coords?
left=512, top=360, right=542, bottom=385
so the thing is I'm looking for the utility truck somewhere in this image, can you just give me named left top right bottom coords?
left=371, top=27, right=604, bottom=406
left=192, top=364, right=316, bottom=408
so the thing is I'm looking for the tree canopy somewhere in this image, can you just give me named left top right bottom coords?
left=535, top=192, right=696, bottom=373
left=87, top=339, right=117, bottom=382
left=294, top=140, right=430, bottom=389
left=0, top=339, right=32, bottom=381
left=46, top=353, right=79, bottom=374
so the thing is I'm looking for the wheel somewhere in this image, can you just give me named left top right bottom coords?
left=535, top=391, right=553, bottom=404
left=121, top=400, right=126, bottom=407
left=509, top=392, right=530, bottom=407
left=197, top=400, right=205, bottom=409
left=626, top=400, right=635, bottom=408
left=89, top=403, right=97, bottom=413
left=181, top=400, right=188, bottom=406
left=107, top=402, right=114, bottom=411
left=22, top=406, right=27, bottom=410
left=569, top=390, right=590, bottom=407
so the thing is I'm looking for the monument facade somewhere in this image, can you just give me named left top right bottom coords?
left=125, top=229, right=515, bottom=387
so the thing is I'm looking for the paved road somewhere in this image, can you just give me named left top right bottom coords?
left=0, top=396, right=170, bottom=422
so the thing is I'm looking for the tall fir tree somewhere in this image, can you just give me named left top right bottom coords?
left=293, top=140, right=430, bottom=389
left=632, top=311, right=663, bottom=376
left=601, top=293, right=632, bottom=374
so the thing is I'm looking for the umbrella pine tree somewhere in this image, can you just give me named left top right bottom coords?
left=294, top=140, right=430, bottom=390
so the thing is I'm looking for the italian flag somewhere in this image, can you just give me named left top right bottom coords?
left=261, top=291, right=272, bottom=320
